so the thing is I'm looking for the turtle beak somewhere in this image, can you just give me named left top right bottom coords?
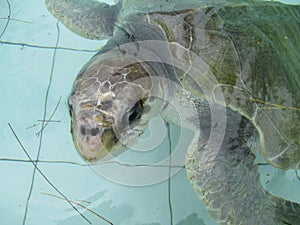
left=86, top=135, right=102, bottom=151
left=76, top=134, right=108, bottom=162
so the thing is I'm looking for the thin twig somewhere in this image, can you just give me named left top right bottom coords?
left=8, top=123, right=92, bottom=224
left=26, top=96, right=62, bottom=132
left=42, top=192, right=114, bottom=225
left=26, top=120, right=60, bottom=130
left=36, top=96, right=62, bottom=136
left=0, top=17, right=33, bottom=23
left=26, top=123, right=41, bottom=130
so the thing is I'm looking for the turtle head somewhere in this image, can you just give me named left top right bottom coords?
left=68, top=97, right=119, bottom=162
left=68, top=60, right=164, bottom=163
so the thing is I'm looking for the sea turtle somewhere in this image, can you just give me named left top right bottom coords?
left=45, top=0, right=300, bottom=224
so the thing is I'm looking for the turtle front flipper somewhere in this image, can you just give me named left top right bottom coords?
left=186, top=107, right=300, bottom=225
left=45, top=0, right=121, bottom=40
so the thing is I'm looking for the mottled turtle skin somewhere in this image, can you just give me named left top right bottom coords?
left=45, top=0, right=300, bottom=224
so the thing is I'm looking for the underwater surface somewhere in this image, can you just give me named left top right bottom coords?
left=0, top=0, right=299, bottom=225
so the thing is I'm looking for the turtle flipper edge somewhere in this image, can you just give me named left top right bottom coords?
left=185, top=107, right=300, bottom=225
left=45, top=0, right=121, bottom=40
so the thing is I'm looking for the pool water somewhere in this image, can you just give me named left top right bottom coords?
left=0, top=0, right=299, bottom=225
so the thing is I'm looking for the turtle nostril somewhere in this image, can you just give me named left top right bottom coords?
left=90, top=128, right=99, bottom=136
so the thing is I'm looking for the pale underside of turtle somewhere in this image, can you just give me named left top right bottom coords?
left=45, top=0, right=300, bottom=224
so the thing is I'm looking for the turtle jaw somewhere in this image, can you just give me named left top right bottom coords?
left=70, top=107, right=121, bottom=162
left=75, top=134, right=105, bottom=162
left=73, top=125, right=120, bottom=163
left=70, top=99, right=155, bottom=163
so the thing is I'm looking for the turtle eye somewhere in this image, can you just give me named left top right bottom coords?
left=129, top=100, right=143, bottom=123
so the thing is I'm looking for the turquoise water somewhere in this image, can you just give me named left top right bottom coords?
left=0, top=0, right=299, bottom=225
